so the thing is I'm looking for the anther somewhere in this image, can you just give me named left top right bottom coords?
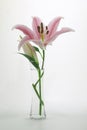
left=41, top=22, right=44, bottom=33
left=46, top=30, right=49, bottom=34
left=46, top=26, right=48, bottom=30
left=37, top=26, right=40, bottom=33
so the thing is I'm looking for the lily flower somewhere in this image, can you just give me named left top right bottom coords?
left=13, top=17, right=74, bottom=50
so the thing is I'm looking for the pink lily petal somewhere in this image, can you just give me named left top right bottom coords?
left=32, top=17, right=42, bottom=39
left=47, top=17, right=63, bottom=38
left=44, top=27, right=74, bottom=46
left=18, top=36, right=32, bottom=50
left=18, top=36, right=43, bottom=50
left=57, top=27, right=75, bottom=35
left=12, top=24, right=35, bottom=39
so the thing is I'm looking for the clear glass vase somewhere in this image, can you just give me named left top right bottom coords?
left=29, top=66, right=46, bottom=120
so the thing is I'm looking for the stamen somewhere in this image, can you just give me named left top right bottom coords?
left=41, top=22, right=44, bottom=33
left=37, top=26, right=40, bottom=33
left=46, top=26, right=48, bottom=30
left=46, top=30, right=49, bottom=34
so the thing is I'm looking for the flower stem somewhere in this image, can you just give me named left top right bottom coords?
left=42, top=50, right=45, bottom=69
left=38, top=49, right=45, bottom=115
left=32, top=84, right=44, bottom=105
left=31, top=49, right=45, bottom=116
left=34, top=71, right=44, bottom=87
left=38, top=68, right=42, bottom=115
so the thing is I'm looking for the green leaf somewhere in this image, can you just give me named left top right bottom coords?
left=19, top=53, right=39, bottom=69
left=33, top=46, right=40, bottom=52
left=33, top=46, right=43, bottom=58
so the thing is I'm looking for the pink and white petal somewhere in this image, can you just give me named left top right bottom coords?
left=57, top=27, right=75, bottom=34
left=45, top=27, right=74, bottom=46
left=32, top=17, right=42, bottom=39
left=18, top=36, right=32, bottom=50
left=12, top=24, right=35, bottom=39
left=47, top=17, right=63, bottom=38
left=18, top=36, right=44, bottom=50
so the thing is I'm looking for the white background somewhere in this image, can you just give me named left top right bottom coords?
left=0, top=0, right=87, bottom=129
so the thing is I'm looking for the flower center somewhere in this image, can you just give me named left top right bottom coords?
left=37, top=22, right=49, bottom=41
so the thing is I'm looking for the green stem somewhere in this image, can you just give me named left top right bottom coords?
left=31, top=49, right=45, bottom=116
left=32, top=84, right=44, bottom=105
left=34, top=71, right=44, bottom=87
left=38, top=68, right=42, bottom=115
left=42, top=50, right=45, bottom=69
left=38, top=49, right=45, bottom=115
left=32, top=68, right=44, bottom=116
